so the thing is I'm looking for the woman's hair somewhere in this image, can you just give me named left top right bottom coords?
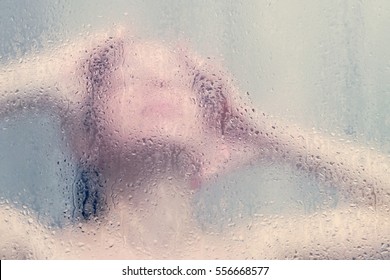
left=71, top=37, right=124, bottom=221
left=72, top=164, right=105, bottom=220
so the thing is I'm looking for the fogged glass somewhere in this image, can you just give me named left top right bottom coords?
left=1, top=0, right=389, bottom=259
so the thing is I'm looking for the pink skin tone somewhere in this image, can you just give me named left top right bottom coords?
left=0, top=28, right=389, bottom=259
left=62, top=35, right=260, bottom=193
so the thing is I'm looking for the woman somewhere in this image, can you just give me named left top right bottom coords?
left=1, top=28, right=389, bottom=259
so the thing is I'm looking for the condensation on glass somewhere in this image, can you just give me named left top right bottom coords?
left=0, top=0, right=389, bottom=259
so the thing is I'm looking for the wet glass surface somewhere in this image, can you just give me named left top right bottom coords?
left=1, top=0, right=389, bottom=259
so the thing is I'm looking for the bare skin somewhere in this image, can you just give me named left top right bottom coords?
left=0, top=28, right=389, bottom=259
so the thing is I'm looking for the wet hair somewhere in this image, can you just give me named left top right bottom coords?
left=192, top=71, right=231, bottom=136
left=72, top=165, right=105, bottom=220
left=72, top=37, right=124, bottom=220
left=190, top=65, right=259, bottom=144
left=82, top=36, right=124, bottom=149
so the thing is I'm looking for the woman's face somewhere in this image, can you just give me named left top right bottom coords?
left=102, top=40, right=203, bottom=149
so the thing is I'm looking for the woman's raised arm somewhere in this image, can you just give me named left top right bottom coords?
left=0, top=29, right=125, bottom=119
left=0, top=44, right=84, bottom=118
left=180, top=48, right=390, bottom=201
left=251, top=113, right=390, bottom=206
